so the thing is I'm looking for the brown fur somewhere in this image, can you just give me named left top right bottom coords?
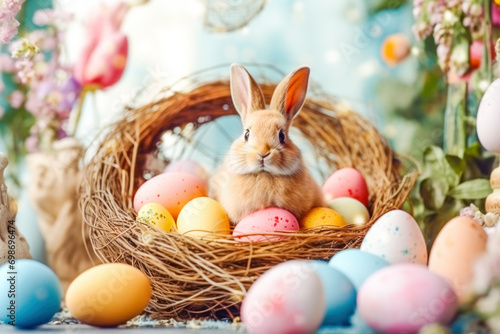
left=210, top=64, right=325, bottom=224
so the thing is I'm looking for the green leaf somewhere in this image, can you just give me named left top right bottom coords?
left=464, top=142, right=482, bottom=158
left=445, top=155, right=465, bottom=179
left=420, top=177, right=449, bottom=210
left=422, top=146, right=460, bottom=188
left=448, top=179, right=492, bottom=199
left=423, top=197, right=465, bottom=247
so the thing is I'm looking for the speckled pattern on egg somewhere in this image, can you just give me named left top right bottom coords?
left=241, top=261, right=326, bottom=334
left=233, top=207, right=299, bottom=242
left=322, top=167, right=369, bottom=206
left=360, top=210, right=427, bottom=265
left=133, top=172, right=207, bottom=219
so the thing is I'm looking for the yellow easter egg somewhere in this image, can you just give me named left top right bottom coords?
left=301, top=207, right=347, bottom=228
left=137, top=203, right=175, bottom=232
left=177, top=197, right=230, bottom=238
left=65, top=263, right=151, bottom=327
left=327, top=197, right=370, bottom=226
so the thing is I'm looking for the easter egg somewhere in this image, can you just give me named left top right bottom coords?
left=163, top=160, right=209, bottom=182
left=327, top=197, right=370, bottom=226
left=66, top=263, right=151, bottom=327
left=360, top=210, right=427, bottom=265
left=0, top=260, right=62, bottom=328
left=137, top=203, right=175, bottom=232
left=133, top=172, right=207, bottom=219
left=301, top=207, right=347, bottom=228
left=241, top=260, right=326, bottom=334
left=309, top=261, right=356, bottom=326
left=233, top=208, right=299, bottom=242
left=428, top=216, right=487, bottom=302
left=177, top=197, right=230, bottom=238
left=380, top=33, right=410, bottom=66
left=329, top=249, right=389, bottom=290
left=477, top=78, right=500, bottom=152
left=322, top=168, right=369, bottom=206
left=358, top=264, right=458, bottom=333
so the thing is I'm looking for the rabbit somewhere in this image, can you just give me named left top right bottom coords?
left=210, top=63, right=325, bottom=224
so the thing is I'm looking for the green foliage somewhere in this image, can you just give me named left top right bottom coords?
left=411, top=144, right=496, bottom=247
left=368, top=0, right=407, bottom=14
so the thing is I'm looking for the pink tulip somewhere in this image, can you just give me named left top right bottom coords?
left=469, top=40, right=484, bottom=70
left=74, top=2, right=129, bottom=89
left=492, top=2, right=500, bottom=27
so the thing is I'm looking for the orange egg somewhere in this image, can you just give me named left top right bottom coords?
left=66, top=264, right=151, bottom=327
left=301, top=207, right=347, bottom=228
left=428, top=216, right=487, bottom=302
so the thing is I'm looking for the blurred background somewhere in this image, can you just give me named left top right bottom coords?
left=0, top=0, right=447, bottom=262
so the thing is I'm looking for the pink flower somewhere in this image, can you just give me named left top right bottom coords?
left=32, top=8, right=73, bottom=26
left=0, top=0, right=25, bottom=44
left=0, top=19, right=19, bottom=44
left=8, top=90, right=24, bottom=108
left=73, top=2, right=129, bottom=89
left=0, top=53, right=15, bottom=72
left=493, top=3, right=500, bottom=27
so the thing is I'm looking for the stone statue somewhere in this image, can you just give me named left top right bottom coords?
left=0, top=153, right=31, bottom=263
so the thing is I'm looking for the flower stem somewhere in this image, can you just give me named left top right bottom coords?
left=71, top=87, right=90, bottom=137
left=484, top=0, right=493, bottom=83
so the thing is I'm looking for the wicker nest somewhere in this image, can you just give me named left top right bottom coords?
left=81, top=68, right=417, bottom=320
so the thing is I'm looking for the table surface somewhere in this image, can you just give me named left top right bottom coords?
left=0, top=325, right=240, bottom=333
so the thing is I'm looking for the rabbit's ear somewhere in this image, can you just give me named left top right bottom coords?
left=270, top=67, right=310, bottom=122
left=230, top=64, right=266, bottom=120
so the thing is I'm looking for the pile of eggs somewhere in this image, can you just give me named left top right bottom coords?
left=0, top=259, right=152, bottom=329
left=134, top=163, right=372, bottom=239
left=242, top=210, right=489, bottom=334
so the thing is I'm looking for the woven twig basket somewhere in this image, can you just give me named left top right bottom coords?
left=81, top=68, right=417, bottom=320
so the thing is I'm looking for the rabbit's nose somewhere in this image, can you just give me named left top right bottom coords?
left=258, top=152, right=271, bottom=158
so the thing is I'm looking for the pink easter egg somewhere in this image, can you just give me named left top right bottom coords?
left=358, top=264, right=458, bottom=334
left=133, top=172, right=207, bottom=219
left=233, top=208, right=299, bottom=242
left=322, top=167, right=369, bottom=206
left=241, top=260, right=326, bottom=334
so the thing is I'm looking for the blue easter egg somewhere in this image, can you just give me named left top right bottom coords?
left=309, top=260, right=356, bottom=326
left=329, top=249, right=389, bottom=290
left=0, top=259, right=62, bottom=328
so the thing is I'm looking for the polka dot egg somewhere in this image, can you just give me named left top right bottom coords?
left=360, top=210, right=427, bottom=264
left=133, top=172, right=207, bottom=219
left=137, top=203, right=175, bottom=232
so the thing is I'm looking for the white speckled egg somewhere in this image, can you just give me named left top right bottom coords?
left=477, top=79, right=500, bottom=152
left=241, top=260, right=326, bottom=334
left=358, top=264, right=458, bottom=334
left=360, top=210, right=427, bottom=265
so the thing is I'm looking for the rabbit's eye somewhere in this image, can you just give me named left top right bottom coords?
left=279, top=129, right=285, bottom=144
left=244, top=129, right=250, bottom=141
